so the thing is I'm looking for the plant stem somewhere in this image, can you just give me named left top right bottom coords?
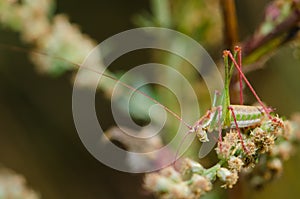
left=220, top=0, right=239, bottom=50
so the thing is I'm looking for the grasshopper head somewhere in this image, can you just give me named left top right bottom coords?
left=191, top=125, right=209, bottom=142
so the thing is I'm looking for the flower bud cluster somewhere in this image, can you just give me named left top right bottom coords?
left=0, top=167, right=39, bottom=199
left=0, top=0, right=98, bottom=77
left=145, top=114, right=300, bottom=198
left=144, top=158, right=241, bottom=198
left=245, top=117, right=300, bottom=188
left=144, top=159, right=213, bottom=199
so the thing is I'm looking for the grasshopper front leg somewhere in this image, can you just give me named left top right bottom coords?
left=192, top=110, right=212, bottom=142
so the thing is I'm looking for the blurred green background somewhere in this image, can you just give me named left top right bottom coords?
left=0, top=0, right=300, bottom=199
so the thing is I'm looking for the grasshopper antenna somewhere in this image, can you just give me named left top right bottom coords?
left=173, top=130, right=194, bottom=168
left=0, top=43, right=193, bottom=130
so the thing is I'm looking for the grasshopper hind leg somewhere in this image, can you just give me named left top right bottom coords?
left=228, top=106, right=249, bottom=153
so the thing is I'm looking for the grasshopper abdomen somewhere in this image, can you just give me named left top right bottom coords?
left=228, top=105, right=265, bottom=128
left=193, top=105, right=267, bottom=142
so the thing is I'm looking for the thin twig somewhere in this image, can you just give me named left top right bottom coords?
left=239, top=0, right=300, bottom=74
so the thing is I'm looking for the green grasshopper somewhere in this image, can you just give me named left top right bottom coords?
left=188, top=46, right=283, bottom=155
